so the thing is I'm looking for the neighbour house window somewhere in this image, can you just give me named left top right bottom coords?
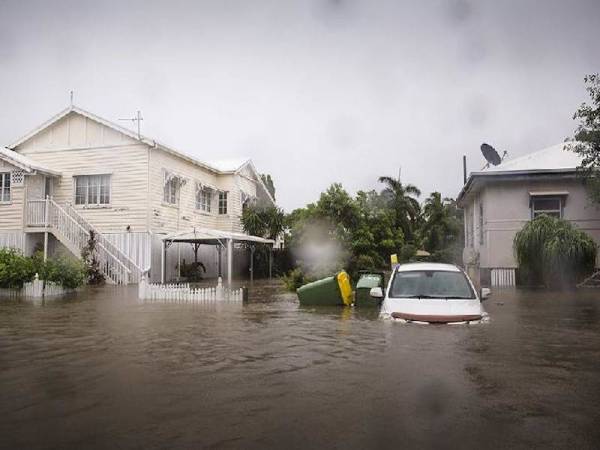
left=196, top=186, right=212, bottom=212
left=74, top=175, right=110, bottom=206
left=218, top=191, right=228, bottom=215
left=0, top=172, right=10, bottom=202
left=531, top=197, right=562, bottom=219
left=479, top=203, right=484, bottom=245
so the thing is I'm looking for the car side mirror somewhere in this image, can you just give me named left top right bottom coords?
left=481, top=287, right=491, bottom=300
left=370, top=287, right=384, bottom=298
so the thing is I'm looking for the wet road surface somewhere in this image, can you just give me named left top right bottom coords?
left=1, top=282, right=600, bottom=449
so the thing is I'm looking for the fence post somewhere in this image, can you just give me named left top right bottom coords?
left=43, top=196, right=50, bottom=262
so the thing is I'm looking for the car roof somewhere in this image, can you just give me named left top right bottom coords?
left=396, top=262, right=461, bottom=273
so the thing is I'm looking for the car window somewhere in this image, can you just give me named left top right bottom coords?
left=390, top=270, right=475, bottom=299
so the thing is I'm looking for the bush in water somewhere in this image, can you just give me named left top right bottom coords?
left=514, top=215, right=597, bottom=287
left=0, top=248, right=36, bottom=288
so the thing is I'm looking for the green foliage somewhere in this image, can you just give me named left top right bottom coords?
left=378, top=176, right=421, bottom=241
left=514, top=215, right=597, bottom=287
left=570, top=73, right=600, bottom=203
left=241, top=204, right=285, bottom=240
left=421, top=192, right=463, bottom=260
left=0, top=248, right=35, bottom=288
left=180, top=261, right=206, bottom=282
left=282, top=267, right=314, bottom=292
left=81, top=230, right=106, bottom=285
left=0, top=249, right=85, bottom=290
left=260, top=173, right=276, bottom=201
left=32, top=252, right=86, bottom=289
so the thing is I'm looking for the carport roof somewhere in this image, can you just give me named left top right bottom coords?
left=162, top=228, right=274, bottom=245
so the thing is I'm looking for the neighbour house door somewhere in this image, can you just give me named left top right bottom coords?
left=44, top=176, right=53, bottom=198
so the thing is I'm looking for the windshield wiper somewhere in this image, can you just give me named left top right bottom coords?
left=397, top=295, right=438, bottom=299
left=440, top=296, right=474, bottom=299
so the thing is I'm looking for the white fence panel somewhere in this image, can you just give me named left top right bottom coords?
left=139, top=276, right=244, bottom=303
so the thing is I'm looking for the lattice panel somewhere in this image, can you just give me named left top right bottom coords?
left=10, top=170, right=24, bottom=186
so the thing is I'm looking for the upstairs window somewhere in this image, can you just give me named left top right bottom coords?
left=74, top=174, right=110, bottom=206
left=0, top=172, right=10, bottom=202
left=218, top=191, right=228, bottom=215
left=531, top=196, right=562, bottom=219
left=196, top=186, right=212, bottom=212
left=163, top=172, right=179, bottom=205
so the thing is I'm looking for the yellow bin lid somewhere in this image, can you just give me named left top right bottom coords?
left=336, top=271, right=353, bottom=306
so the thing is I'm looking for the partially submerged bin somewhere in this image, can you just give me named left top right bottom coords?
left=297, top=271, right=353, bottom=306
left=354, top=271, right=385, bottom=307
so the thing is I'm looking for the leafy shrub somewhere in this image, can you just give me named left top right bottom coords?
left=514, top=215, right=597, bottom=287
left=283, top=268, right=315, bottom=292
left=180, top=261, right=206, bottom=282
left=31, top=252, right=86, bottom=289
left=0, top=248, right=35, bottom=288
left=81, top=230, right=105, bottom=285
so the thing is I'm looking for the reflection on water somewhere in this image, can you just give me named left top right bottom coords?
left=1, top=283, right=600, bottom=449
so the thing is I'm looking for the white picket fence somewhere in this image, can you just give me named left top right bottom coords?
left=138, top=276, right=245, bottom=303
left=0, top=275, right=72, bottom=299
left=491, top=268, right=516, bottom=287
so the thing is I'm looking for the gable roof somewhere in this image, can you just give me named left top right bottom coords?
left=8, top=105, right=221, bottom=175
left=457, top=142, right=583, bottom=205
left=0, top=147, right=61, bottom=176
left=7, top=104, right=276, bottom=205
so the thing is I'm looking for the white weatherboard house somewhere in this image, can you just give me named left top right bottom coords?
left=0, top=105, right=276, bottom=284
left=457, top=142, right=600, bottom=287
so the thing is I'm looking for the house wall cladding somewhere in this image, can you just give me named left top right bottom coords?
left=15, top=112, right=150, bottom=232
left=471, top=178, right=600, bottom=269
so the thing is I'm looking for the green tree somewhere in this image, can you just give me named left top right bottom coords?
left=514, top=215, right=597, bottom=287
left=421, top=192, right=461, bottom=253
left=260, top=174, right=276, bottom=201
left=378, top=176, right=421, bottom=241
left=570, top=74, right=600, bottom=202
left=241, top=204, right=285, bottom=240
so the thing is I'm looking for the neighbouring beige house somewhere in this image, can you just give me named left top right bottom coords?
left=0, top=105, right=276, bottom=283
left=457, top=142, right=600, bottom=287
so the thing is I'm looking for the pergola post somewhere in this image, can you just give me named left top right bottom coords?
left=217, top=245, right=222, bottom=277
left=249, top=245, right=255, bottom=284
left=227, top=238, right=233, bottom=288
left=161, top=239, right=167, bottom=284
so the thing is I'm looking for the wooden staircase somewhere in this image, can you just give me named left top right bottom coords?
left=26, top=198, right=142, bottom=285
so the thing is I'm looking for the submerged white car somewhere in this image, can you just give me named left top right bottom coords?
left=372, top=262, right=488, bottom=324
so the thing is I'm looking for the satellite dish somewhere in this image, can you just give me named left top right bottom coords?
left=480, top=143, right=502, bottom=166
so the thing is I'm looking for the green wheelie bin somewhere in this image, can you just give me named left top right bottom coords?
left=297, top=271, right=353, bottom=306
left=354, top=271, right=385, bottom=307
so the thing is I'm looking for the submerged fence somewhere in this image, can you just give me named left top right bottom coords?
left=0, top=275, right=72, bottom=299
left=138, top=277, right=245, bottom=303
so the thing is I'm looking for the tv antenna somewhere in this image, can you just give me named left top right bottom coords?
left=480, top=143, right=507, bottom=170
left=119, top=110, right=143, bottom=139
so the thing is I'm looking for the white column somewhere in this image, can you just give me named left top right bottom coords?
left=161, top=240, right=166, bottom=284
left=249, top=245, right=255, bottom=283
left=227, top=238, right=233, bottom=288
left=43, top=195, right=49, bottom=262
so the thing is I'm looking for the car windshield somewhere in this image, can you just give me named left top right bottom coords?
left=390, top=270, right=475, bottom=299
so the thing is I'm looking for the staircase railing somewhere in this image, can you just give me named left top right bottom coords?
left=64, top=203, right=143, bottom=283
left=45, top=198, right=131, bottom=285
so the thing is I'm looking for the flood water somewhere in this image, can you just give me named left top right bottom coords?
left=1, top=282, right=600, bottom=449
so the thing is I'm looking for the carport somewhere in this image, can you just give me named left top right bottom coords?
left=161, top=228, right=275, bottom=286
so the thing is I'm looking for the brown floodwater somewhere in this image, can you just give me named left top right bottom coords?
left=1, top=281, right=600, bottom=449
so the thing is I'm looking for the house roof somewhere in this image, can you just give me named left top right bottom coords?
left=0, top=146, right=61, bottom=176
left=8, top=105, right=223, bottom=175
left=482, top=142, right=582, bottom=173
left=457, top=142, right=583, bottom=205
left=6, top=104, right=276, bottom=204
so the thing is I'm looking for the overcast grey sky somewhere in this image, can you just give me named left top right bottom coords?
left=0, top=0, right=599, bottom=210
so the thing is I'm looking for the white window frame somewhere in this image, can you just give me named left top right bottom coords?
left=74, top=174, right=111, bottom=207
left=218, top=191, right=228, bottom=215
left=0, top=172, right=11, bottom=203
left=531, top=196, right=563, bottom=219
left=196, top=186, right=213, bottom=213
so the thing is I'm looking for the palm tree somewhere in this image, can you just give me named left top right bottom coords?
left=378, top=176, right=421, bottom=240
left=421, top=192, right=459, bottom=252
